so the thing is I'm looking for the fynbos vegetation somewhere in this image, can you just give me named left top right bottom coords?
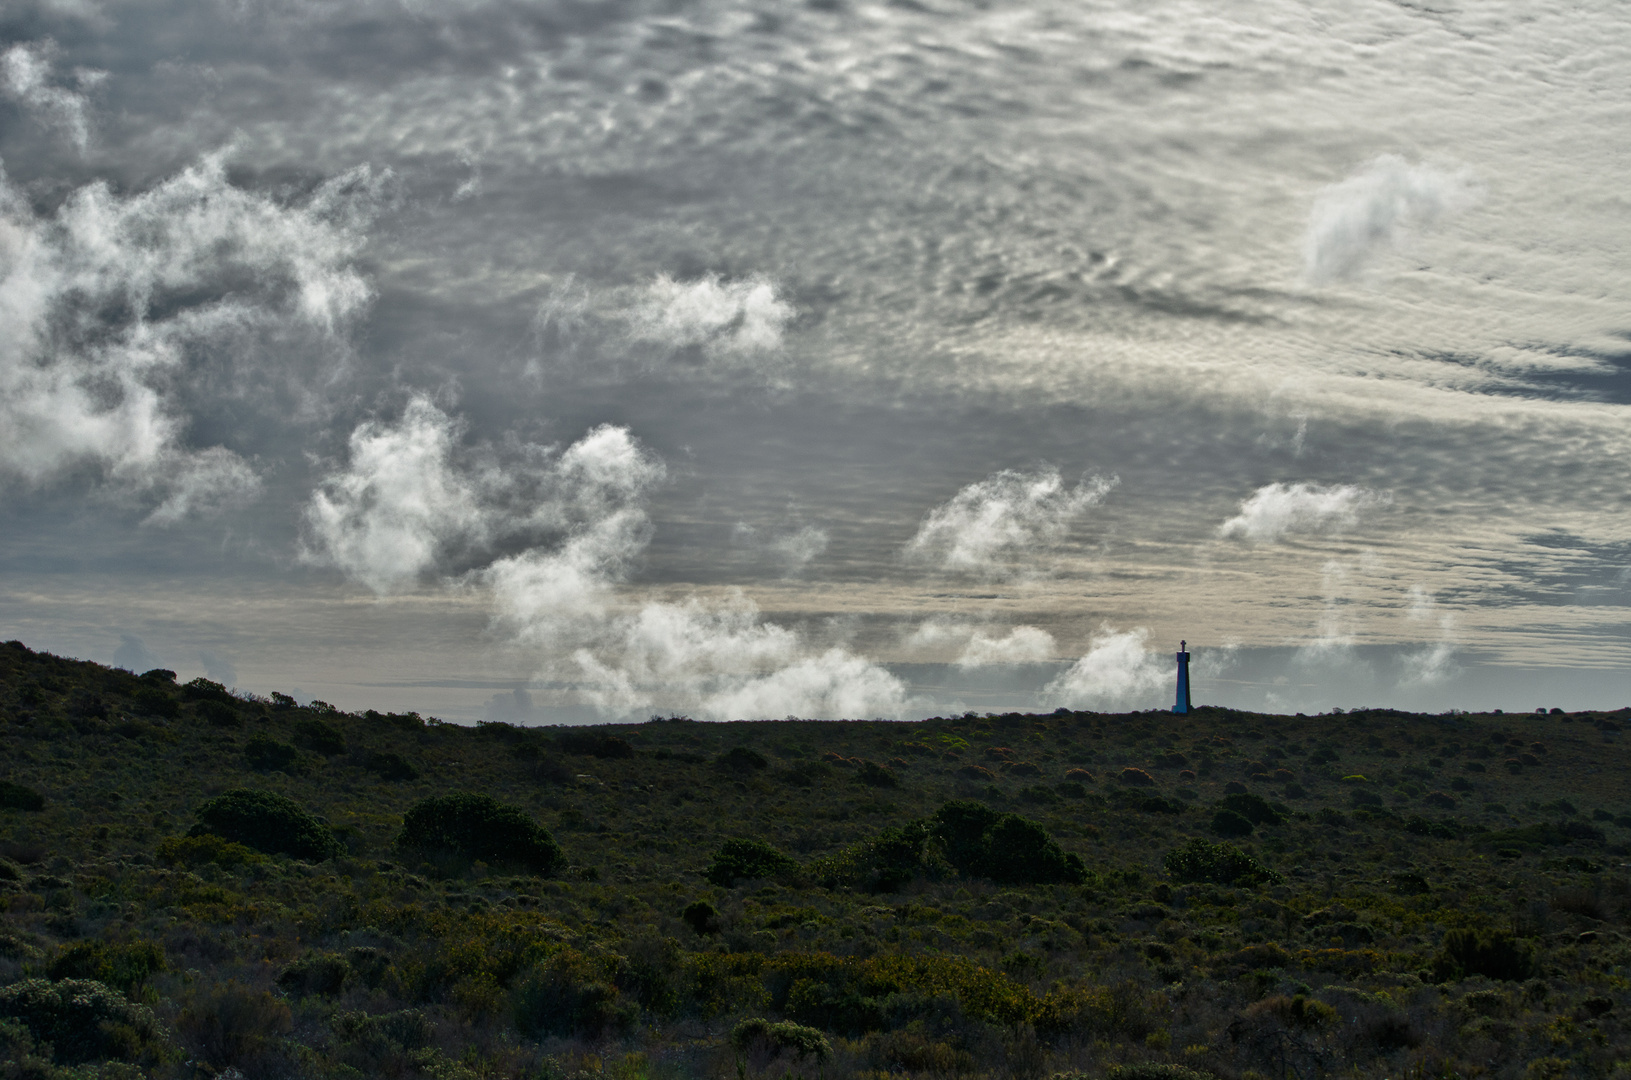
left=0, top=639, right=1629, bottom=1080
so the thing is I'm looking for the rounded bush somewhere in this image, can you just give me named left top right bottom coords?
left=0, top=779, right=44, bottom=812
left=0, top=978, right=165, bottom=1065
left=705, top=838, right=798, bottom=887
left=1163, top=837, right=1282, bottom=886
left=681, top=900, right=722, bottom=935
left=1119, top=767, right=1156, bottom=787
left=731, top=1017, right=831, bottom=1061
left=718, top=746, right=768, bottom=771
left=928, top=801, right=1087, bottom=885
left=397, top=793, right=564, bottom=874
left=189, top=788, right=343, bottom=861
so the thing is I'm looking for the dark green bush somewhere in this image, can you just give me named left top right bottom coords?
left=276, top=953, right=350, bottom=997
left=731, top=1017, right=832, bottom=1061
left=175, top=982, right=292, bottom=1074
left=810, top=822, right=941, bottom=892
left=512, top=951, right=633, bottom=1038
left=1219, top=792, right=1285, bottom=825
left=1210, top=809, right=1254, bottom=837
left=681, top=900, right=722, bottom=935
left=718, top=746, right=768, bottom=771
left=189, top=788, right=343, bottom=861
left=856, top=761, right=899, bottom=788
left=1430, top=928, right=1536, bottom=982
left=0, top=780, right=44, bottom=812
left=397, top=793, right=564, bottom=874
left=242, top=736, right=305, bottom=775
left=705, top=838, right=799, bottom=887
left=361, top=749, right=419, bottom=781
left=1163, top=837, right=1282, bottom=886
left=181, top=677, right=234, bottom=704
left=132, top=686, right=179, bottom=718
left=0, top=978, right=165, bottom=1065
left=195, top=700, right=241, bottom=728
left=294, top=718, right=347, bottom=756
left=46, top=941, right=165, bottom=996
left=928, top=801, right=1087, bottom=885
left=555, top=731, right=635, bottom=759
left=333, top=1008, right=432, bottom=1064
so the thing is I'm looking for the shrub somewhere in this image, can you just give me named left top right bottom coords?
left=1430, top=928, right=1537, bottom=982
left=0, top=978, right=165, bottom=1065
left=293, top=718, right=346, bottom=755
left=1119, top=767, right=1156, bottom=786
left=157, top=833, right=265, bottom=868
left=809, top=822, right=941, bottom=892
left=1219, top=792, right=1285, bottom=825
left=555, top=731, right=635, bottom=759
left=856, top=761, right=899, bottom=788
left=705, top=838, right=798, bottom=887
left=175, top=982, right=292, bottom=1074
left=513, top=950, right=633, bottom=1039
left=360, top=749, right=420, bottom=781
left=276, top=952, right=350, bottom=997
left=1105, top=1065, right=1219, bottom=1080
left=1210, top=809, right=1254, bottom=837
left=132, top=686, right=180, bottom=718
left=682, top=900, right=722, bottom=935
left=194, top=700, right=241, bottom=728
left=928, top=801, right=1087, bottom=885
left=46, top=941, right=165, bottom=996
left=1163, top=838, right=1282, bottom=886
left=397, top=793, right=564, bottom=874
left=731, top=1017, right=832, bottom=1062
left=0, top=780, right=44, bottom=812
left=242, top=736, right=305, bottom=775
left=718, top=746, right=768, bottom=771
left=181, top=677, right=234, bottom=704
left=333, top=1008, right=433, bottom=1066
left=1064, top=768, right=1094, bottom=782
left=189, top=788, right=343, bottom=861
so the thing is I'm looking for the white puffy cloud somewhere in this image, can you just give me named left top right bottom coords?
left=304, top=400, right=665, bottom=595
left=0, top=151, right=378, bottom=515
left=1, top=43, right=93, bottom=151
left=902, top=619, right=1055, bottom=667
left=1218, top=482, right=1388, bottom=543
left=484, top=438, right=908, bottom=720
left=304, top=397, right=488, bottom=594
left=1044, top=625, right=1169, bottom=711
left=631, top=274, right=795, bottom=357
left=905, top=468, right=1117, bottom=576
left=1303, top=155, right=1478, bottom=284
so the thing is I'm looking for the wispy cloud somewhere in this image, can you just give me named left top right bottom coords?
left=1, top=42, right=96, bottom=152
left=1218, top=482, right=1389, bottom=543
left=630, top=274, right=795, bottom=357
left=1044, top=626, right=1168, bottom=711
left=1399, top=584, right=1458, bottom=686
left=1303, top=154, right=1479, bottom=284
left=905, top=468, right=1117, bottom=577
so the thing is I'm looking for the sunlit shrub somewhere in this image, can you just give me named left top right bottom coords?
left=398, top=793, right=564, bottom=874
left=706, top=838, right=798, bottom=887
left=731, top=1017, right=831, bottom=1061
left=809, top=822, right=942, bottom=892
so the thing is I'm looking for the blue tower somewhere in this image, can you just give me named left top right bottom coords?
left=1172, top=640, right=1191, bottom=714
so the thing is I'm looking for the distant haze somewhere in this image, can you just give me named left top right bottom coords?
left=2, top=1, right=1629, bottom=721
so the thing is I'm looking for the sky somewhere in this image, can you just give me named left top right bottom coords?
left=2, top=0, right=1629, bottom=722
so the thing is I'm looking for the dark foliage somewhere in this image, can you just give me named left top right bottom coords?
left=294, top=718, right=347, bottom=756
left=705, top=838, right=799, bottom=886
left=810, top=822, right=939, bottom=892
left=1431, top=928, right=1537, bottom=982
left=45, top=940, right=165, bottom=996
left=1163, top=837, right=1282, bottom=886
left=181, top=678, right=235, bottom=705
left=929, top=801, right=1087, bottom=884
left=681, top=900, right=722, bottom=935
left=718, top=746, right=769, bottom=771
left=242, top=735, right=306, bottom=775
left=1210, top=808, right=1254, bottom=837
left=360, top=749, right=420, bottom=780
left=189, top=788, right=343, bottom=861
left=1218, top=791, right=1285, bottom=825
left=554, top=731, right=635, bottom=759
left=0, top=978, right=165, bottom=1065
left=0, top=780, right=43, bottom=812
left=276, top=952, right=350, bottom=997
left=731, top=1017, right=832, bottom=1061
left=397, top=793, right=564, bottom=874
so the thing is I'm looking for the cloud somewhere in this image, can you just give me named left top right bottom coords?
left=1303, top=154, right=1478, bottom=284
left=1218, top=482, right=1389, bottom=543
left=630, top=274, right=795, bottom=357
left=1, top=42, right=93, bottom=151
left=0, top=151, right=380, bottom=515
left=1044, top=625, right=1169, bottom=711
left=902, top=619, right=1056, bottom=667
left=1399, top=584, right=1458, bottom=686
left=303, top=399, right=665, bottom=595
left=905, top=468, right=1117, bottom=576
left=112, top=633, right=160, bottom=672
left=198, top=648, right=237, bottom=687
left=770, top=526, right=829, bottom=575
left=484, top=434, right=908, bottom=721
